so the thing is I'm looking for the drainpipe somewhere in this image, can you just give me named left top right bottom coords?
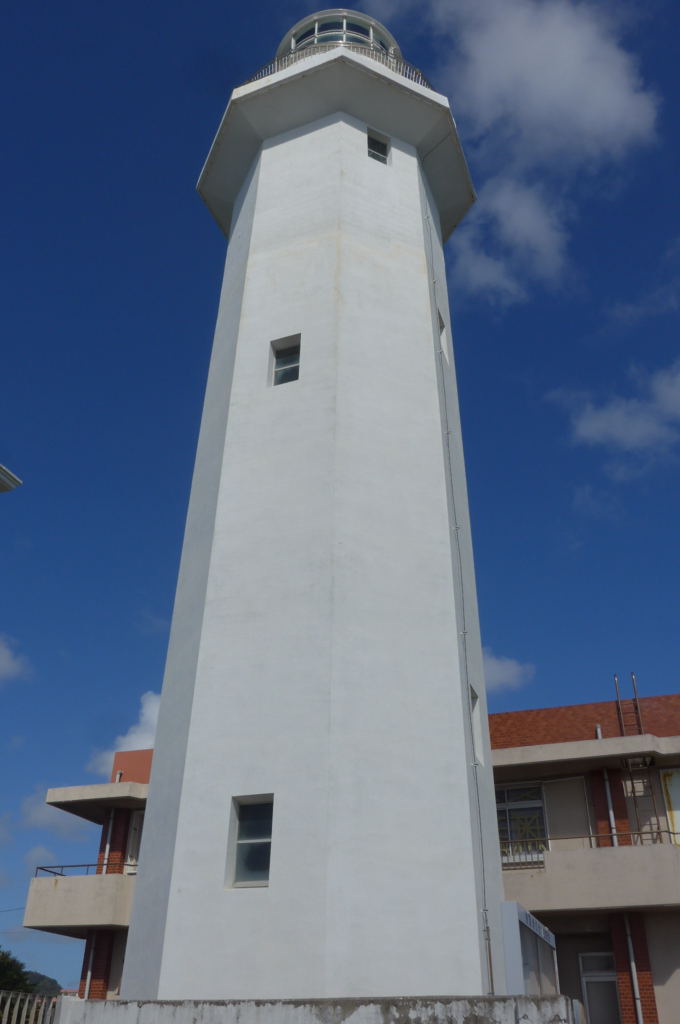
left=102, top=808, right=115, bottom=872
left=597, top=724, right=618, bottom=847
left=83, top=932, right=96, bottom=999
left=115, top=770, right=122, bottom=782
left=624, top=913, right=644, bottom=1024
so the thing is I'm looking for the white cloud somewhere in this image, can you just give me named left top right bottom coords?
left=551, top=359, right=680, bottom=474
left=0, top=635, right=31, bottom=687
left=483, top=647, right=536, bottom=692
left=364, top=0, right=657, bottom=300
left=21, top=786, right=93, bottom=839
left=610, top=279, right=680, bottom=325
left=23, top=844, right=56, bottom=876
left=88, top=691, right=160, bottom=777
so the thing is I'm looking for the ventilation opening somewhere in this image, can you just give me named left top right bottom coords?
left=437, top=309, right=449, bottom=363
left=367, top=130, right=389, bottom=164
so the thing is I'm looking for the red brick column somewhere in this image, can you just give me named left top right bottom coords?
left=96, top=808, right=131, bottom=874
left=590, top=769, right=632, bottom=846
left=78, top=930, right=115, bottom=999
left=610, top=913, right=659, bottom=1023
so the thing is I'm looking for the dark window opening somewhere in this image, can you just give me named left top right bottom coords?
left=368, top=135, right=388, bottom=164
left=234, top=800, right=273, bottom=886
left=273, top=343, right=300, bottom=386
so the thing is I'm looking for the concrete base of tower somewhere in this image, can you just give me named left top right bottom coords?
left=56, top=995, right=583, bottom=1024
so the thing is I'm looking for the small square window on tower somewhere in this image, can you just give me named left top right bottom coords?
left=367, top=130, right=389, bottom=164
left=232, top=798, right=273, bottom=887
left=270, top=335, right=301, bottom=386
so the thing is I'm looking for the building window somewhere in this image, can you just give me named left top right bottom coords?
left=367, top=131, right=389, bottom=164
left=233, top=799, right=273, bottom=886
left=579, top=954, right=621, bottom=1024
left=496, top=785, right=548, bottom=867
left=271, top=336, right=300, bottom=386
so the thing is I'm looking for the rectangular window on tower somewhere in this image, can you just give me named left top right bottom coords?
left=367, top=129, right=390, bottom=164
left=270, top=335, right=301, bottom=386
left=231, top=797, right=274, bottom=887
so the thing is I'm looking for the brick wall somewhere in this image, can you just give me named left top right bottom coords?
left=95, top=809, right=131, bottom=874
left=110, top=748, right=152, bottom=784
left=489, top=694, right=680, bottom=749
left=78, top=930, right=115, bottom=1000
left=610, top=913, right=659, bottom=1023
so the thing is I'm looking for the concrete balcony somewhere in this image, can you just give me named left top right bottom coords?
left=23, top=872, right=135, bottom=938
left=502, top=841, right=680, bottom=914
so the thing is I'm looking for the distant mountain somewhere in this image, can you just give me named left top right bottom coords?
left=25, top=972, right=62, bottom=996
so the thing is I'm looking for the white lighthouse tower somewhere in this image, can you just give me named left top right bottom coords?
left=122, top=10, right=507, bottom=1001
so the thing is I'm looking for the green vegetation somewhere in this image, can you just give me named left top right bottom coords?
left=0, top=950, right=62, bottom=994
left=0, top=947, right=33, bottom=992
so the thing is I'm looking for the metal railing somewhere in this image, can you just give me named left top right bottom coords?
left=35, top=862, right=137, bottom=877
left=244, top=44, right=433, bottom=91
left=0, top=992, right=58, bottom=1024
left=501, top=829, right=680, bottom=869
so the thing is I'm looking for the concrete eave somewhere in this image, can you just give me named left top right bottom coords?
left=197, top=48, right=474, bottom=243
left=46, top=782, right=148, bottom=824
left=493, top=733, right=680, bottom=777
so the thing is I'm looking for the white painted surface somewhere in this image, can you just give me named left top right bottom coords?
left=123, top=50, right=504, bottom=1002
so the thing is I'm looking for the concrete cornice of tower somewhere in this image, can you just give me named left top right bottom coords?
left=275, top=9, right=402, bottom=61
left=197, top=29, right=475, bottom=247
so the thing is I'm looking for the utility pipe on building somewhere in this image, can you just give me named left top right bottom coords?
left=596, top=724, right=618, bottom=847
left=101, top=808, right=115, bottom=873
left=624, top=913, right=644, bottom=1024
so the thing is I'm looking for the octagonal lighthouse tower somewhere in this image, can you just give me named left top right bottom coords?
left=122, top=9, right=507, bottom=1002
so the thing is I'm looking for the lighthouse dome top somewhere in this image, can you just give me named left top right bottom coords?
left=275, top=9, right=402, bottom=61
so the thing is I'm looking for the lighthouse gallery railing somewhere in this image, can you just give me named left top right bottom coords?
left=244, top=43, right=433, bottom=91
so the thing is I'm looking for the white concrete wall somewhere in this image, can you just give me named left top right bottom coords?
left=123, top=107, right=504, bottom=1000
left=645, top=911, right=680, bottom=1024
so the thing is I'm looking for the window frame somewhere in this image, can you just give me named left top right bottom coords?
left=226, top=795, right=274, bottom=889
left=367, top=128, right=390, bottom=165
left=269, top=334, right=301, bottom=387
left=496, top=782, right=549, bottom=866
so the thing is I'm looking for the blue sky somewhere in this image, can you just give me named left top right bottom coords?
left=1, top=0, right=679, bottom=987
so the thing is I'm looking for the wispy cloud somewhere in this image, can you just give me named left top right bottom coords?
left=364, top=0, right=657, bottom=302
left=135, top=608, right=170, bottom=636
left=88, top=691, right=160, bottom=777
left=572, top=484, right=624, bottom=524
left=483, top=647, right=536, bottom=692
left=609, top=278, right=680, bottom=326
left=23, top=844, right=56, bottom=876
left=550, top=359, right=680, bottom=477
left=21, top=786, right=94, bottom=839
left=0, top=635, right=31, bottom=687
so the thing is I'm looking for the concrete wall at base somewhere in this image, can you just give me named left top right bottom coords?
left=645, top=911, right=680, bottom=1024
left=56, top=996, right=581, bottom=1024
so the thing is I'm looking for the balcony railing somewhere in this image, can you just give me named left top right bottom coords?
left=35, top=862, right=138, bottom=877
left=501, top=829, right=680, bottom=869
left=0, top=992, right=58, bottom=1024
left=244, top=44, right=433, bottom=91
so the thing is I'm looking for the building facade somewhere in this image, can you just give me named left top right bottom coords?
left=24, top=691, right=680, bottom=1023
